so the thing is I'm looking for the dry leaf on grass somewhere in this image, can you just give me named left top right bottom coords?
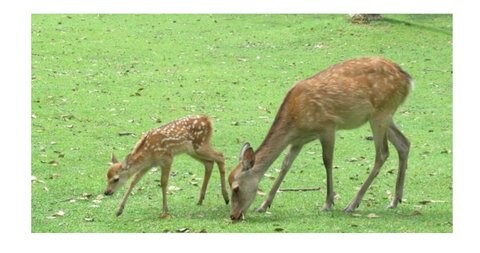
left=47, top=210, right=65, bottom=219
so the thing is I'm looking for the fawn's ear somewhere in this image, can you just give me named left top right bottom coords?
left=120, top=154, right=131, bottom=170
left=240, top=144, right=255, bottom=171
left=111, top=153, right=119, bottom=164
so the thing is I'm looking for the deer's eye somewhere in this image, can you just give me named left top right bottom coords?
left=113, top=176, right=120, bottom=183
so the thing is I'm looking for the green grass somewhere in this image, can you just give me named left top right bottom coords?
left=31, top=14, right=452, bottom=232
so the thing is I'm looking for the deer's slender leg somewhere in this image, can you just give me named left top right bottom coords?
left=159, top=156, right=173, bottom=218
left=256, top=145, right=303, bottom=212
left=387, top=122, right=410, bottom=208
left=319, top=127, right=336, bottom=211
left=194, top=144, right=229, bottom=204
left=196, top=159, right=214, bottom=205
left=344, top=115, right=390, bottom=212
left=116, top=169, right=148, bottom=217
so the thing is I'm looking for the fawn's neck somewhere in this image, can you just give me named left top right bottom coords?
left=124, top=150, right=153, bottom=177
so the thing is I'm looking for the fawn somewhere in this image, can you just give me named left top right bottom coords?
left=229, top=57, right=412, bottom=220
left=104, top=115, right=229, bottom=218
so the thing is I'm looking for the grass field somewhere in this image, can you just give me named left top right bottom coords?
left=31, top=14, right=452, bottom=232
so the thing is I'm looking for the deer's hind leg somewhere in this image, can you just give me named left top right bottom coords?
left=344, top=114, right=390, bottom=212
left=159, top=155, right=173, bottom=218
left=387, top=121, right=410, bottom=208
left=193, top=144, right=229, bottom=204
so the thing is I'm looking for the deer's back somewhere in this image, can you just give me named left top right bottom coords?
left=139, top=115, right=213, bottom=156
left=282, top=57, right=412, bottom=131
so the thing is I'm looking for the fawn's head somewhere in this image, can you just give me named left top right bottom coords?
left=229, top=143, right=260, bottom=221
left=104, top=154, right=130, bottom=196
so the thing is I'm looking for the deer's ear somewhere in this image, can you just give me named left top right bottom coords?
left=120, top=154, right=131, bottom=170
left=241, top=147, right=255, bottom=171
left=232, top=181, right=240, bottom=193
left=111, top=153, right=119, bottom=164
left=239, top=143, right=251, bottom=161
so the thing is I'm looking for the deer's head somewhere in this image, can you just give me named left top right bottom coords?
left=229, top=143, right=261, bottom=221
left=104, top=153, right=130, bottom=196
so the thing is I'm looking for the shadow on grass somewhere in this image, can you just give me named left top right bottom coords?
left=381, top=17, right=452, bottom=36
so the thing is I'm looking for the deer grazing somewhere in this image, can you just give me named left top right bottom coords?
left=104, top=115, right=229, bottom=218
left=229, top=57, right=412, bottom=221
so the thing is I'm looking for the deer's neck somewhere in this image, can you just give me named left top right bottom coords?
left=252, top=118, right=292, bottom=175
left=124, top=151, right=151, bottom=177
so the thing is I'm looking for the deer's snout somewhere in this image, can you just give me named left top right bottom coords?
left=230, top=212, right=244, bottom=221
left=104, top=189, right=114, bottom=196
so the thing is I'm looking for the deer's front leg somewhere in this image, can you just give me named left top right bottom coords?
left=256, top=145, right=303, bottom=212
left=319, top=129, right=335, bottom=212
left=159, top=158, right=172, bottom=218
left=116, top=169, right=148, bottom=216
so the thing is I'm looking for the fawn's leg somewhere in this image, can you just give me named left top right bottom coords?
left=256, top=145, right=303, bottom=212
left=387, top=122, right=410, bottom=208
left=159, top=157, right=173, bottom=218
left=344, top=115, right=390, bottom=212
left=194, top=144, right=229, bottom=204
left=196, top=159, right=214, bottom=205
left=116, top=169, right=148, bottom=216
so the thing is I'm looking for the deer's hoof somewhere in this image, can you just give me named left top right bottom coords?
left=160, top=213, right=171, bottom=219
left=255, top=205, right=269, bottom=213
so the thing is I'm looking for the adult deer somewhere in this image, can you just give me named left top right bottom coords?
left=104, top=115, right=229, bottom=218
left=229, top=57, right=412, bottom=221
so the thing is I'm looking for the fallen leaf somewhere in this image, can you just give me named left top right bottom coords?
left=31, top=176, right=45, bottom=184
left=257, top=189, right=266, bottom=196
left=168, top=186, right=181, bottom=192
left=440, top=149, right=452, bottom=154
left=78, top=193, right=92, bottom=200
left=118, top=131, right=134, bottom=136
left=84, top=217, right=94, bottom=222
left=49, top=173, right=61, bottom=179
left=47, top=210, right=65, bottom=219
left=348, top=157, right=358, bottom=162
left=176, top=227, right=190, bottom=233
left=418, top=199, right=447, bottom=205
left=367, top=213, right=380, bottom=219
